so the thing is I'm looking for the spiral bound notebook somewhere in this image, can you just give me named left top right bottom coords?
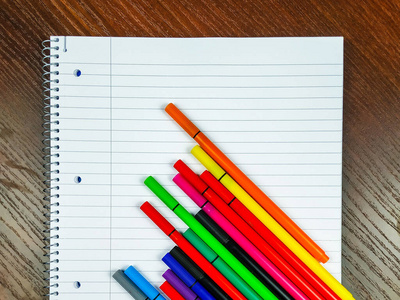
left=42, top=36, right=343, bottom=299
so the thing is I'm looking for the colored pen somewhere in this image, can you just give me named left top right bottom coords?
left=124, top=266, right=166, bottom=300
left=165, top=103, right=328, bottom=263
left=170, top=246, right=231, bottom=300
left=140, top=201, right=245, bottom=300
left=191, top=145, right=355, bottom=300
left=195, top=210, right=294, bottom=300
left=174, top=173, right=307, bottom=300
left=200, top=170, right=341, bottom=300
left=160, top=281, right=185, bottom=300
left=163, top=269, right=199, bottom=300
left=162, top=253, right=216, bottom=300
left=144, top=176, right=277, bottom=299
left=174, top=160, right=335, bottom=300
left=113, top=270, right=150, bottom=300
left=183, top=228, right=266, bottom=300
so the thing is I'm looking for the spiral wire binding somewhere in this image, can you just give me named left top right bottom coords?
left=42, top=38, right=60, bottom=297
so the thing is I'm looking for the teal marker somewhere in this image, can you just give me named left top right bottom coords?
left=144, top=176, right=276, bottom=300
left=183, top=228, right=263, bottom=300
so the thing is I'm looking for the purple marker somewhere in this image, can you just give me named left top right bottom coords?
left=163, top=269, right=199, bottom=300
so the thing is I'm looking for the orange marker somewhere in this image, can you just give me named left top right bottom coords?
left=165, top=103, right=329, bottom=263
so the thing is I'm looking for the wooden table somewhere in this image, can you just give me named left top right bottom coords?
left=0, top=0, right=399, bottom=299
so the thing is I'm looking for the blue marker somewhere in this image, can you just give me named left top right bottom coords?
left=162, top=253, right=216, bottom=300
left=124, top=266, right=166, bottom=300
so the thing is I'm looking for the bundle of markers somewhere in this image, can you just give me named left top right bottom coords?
left=113, top=104, right=355, bottom=300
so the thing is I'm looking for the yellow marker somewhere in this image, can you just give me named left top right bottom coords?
left=191, top=145, right=355, bottom=300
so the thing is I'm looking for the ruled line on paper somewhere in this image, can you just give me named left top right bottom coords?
left=60, top=107, right=343, bottom=110
left=58, top=183, right=342, bottom=187
left=59, top=140, right=342, bottom=144
left=57, top=216, right=341, bottom=220
left=56, top=128, right=343, bottom=132
left=58, top=222, right=341, bottom=227
left=60, top=73, right=343, bottom=77
left=56, top=172, right=342, bottom=176
left=58, top=62, right=343, bottom=66
left=60, top=194, right=342, bottom=198
left=57, top=150, right=343, bottom=154
left=58, top=118, right=343, bottom=121
left=58, top=95, right=342, bottom=99
left=58, top=84, right=343, bottom=88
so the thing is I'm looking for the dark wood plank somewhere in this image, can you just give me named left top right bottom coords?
left=0, top=0, right=399, bottom=299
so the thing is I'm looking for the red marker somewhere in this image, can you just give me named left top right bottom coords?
left=160, top=281, right=185, bottom=300
left=174, top=160, right=329, bottom=300
left=200, top=170, right=341, bottom=300
left=140, top=202, right=246, bottom=300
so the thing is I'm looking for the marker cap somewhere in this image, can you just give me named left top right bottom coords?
left=174, top=160, right=208, bottom=193
left=162, top=253, right=196, bottom=286
left=160, top=281, right=185, bottom=300
left=170, top=246, right=205, bottom=280
left=200, top=170, right=235, bottom=202
left=144, top=176, right=179, bottom=210
left=165, top=103, right=200, bottom=138
left=124, top=266, right=162, bottom=300
left=163, top=269, right=198, bottom=300
left=140, top=202, right=175, bottom=236
left=194, top=210, right=230, bottom=244
left=173, top=173, right=207, bottom=207
left=191, top=145, right=225, bottom=179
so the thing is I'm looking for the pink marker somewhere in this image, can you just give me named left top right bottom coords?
left=173, top=173, right=308, bottom=300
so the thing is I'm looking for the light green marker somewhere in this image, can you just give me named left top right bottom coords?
left=144, top=176, right=277, bottom=300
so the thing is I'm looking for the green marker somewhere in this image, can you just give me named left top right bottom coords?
left=144, top=176, right=276, bottom=300
left=183, top=228, right=263, bottom=300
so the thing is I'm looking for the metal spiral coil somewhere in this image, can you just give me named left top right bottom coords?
left=42, top=38, right=60, bottom=297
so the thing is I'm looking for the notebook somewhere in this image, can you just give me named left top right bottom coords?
left=43, top=36, right=343, bottom=299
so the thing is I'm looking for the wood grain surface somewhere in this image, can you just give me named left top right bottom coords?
left=0, top=0, right=399, bottom=299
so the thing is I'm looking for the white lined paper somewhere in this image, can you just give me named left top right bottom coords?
left=49, top=37, right=343, bottom=299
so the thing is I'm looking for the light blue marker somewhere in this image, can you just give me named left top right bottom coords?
left=124, top=266, right=166, bottom=300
